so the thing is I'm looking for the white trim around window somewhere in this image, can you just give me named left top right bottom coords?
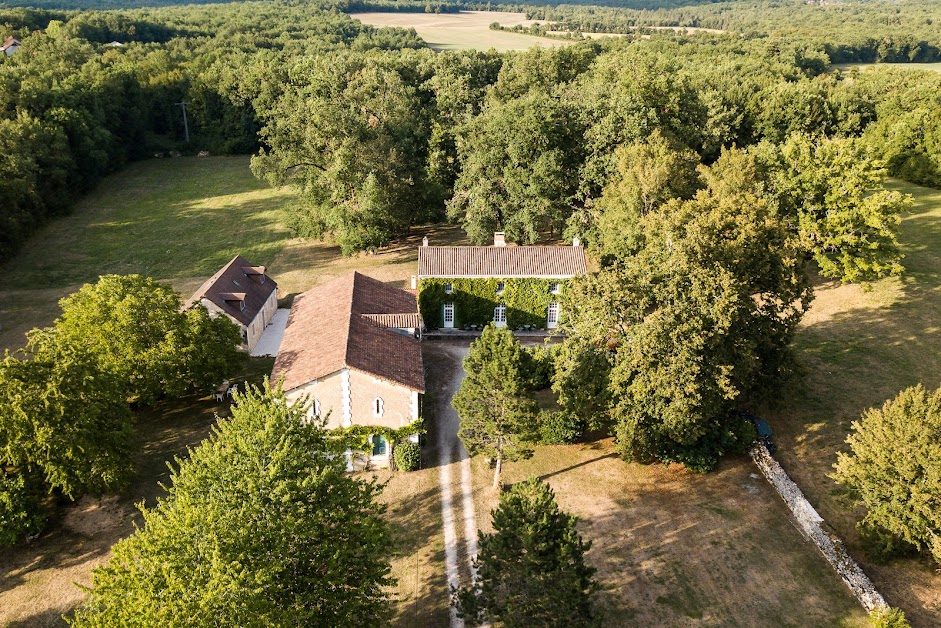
left=373, top=397, right=384, bottom=418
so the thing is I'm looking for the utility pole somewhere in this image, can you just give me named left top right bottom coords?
left=175, top=102, right=190, bottom=143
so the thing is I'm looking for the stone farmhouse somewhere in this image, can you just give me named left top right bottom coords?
left=270, top=271, right=424, bottom=469
left=415, top=232, right=587, bottom=330
left=185, top=254, right=278, bottom=352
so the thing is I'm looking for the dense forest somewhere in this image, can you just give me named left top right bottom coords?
left=3, top=0, right=941, bottom=261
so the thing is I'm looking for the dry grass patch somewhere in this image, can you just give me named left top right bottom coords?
left=469, top=441, right=869, bottom=627
left=367, top=467, right=450, bottom=627
left=765, top=180, right=941, bottom=626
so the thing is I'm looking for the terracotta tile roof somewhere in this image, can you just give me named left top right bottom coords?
left=1, top=37, right=20, bottom=50
left=271, top=272, right=425, bottom=393
left=418, top=245, right=587, bottom=278
left=185, top=255, right=277, bottom=326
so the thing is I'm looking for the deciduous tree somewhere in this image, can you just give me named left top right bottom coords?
left=28, top=274, right=241, bottom=405
left=70, top=384, right=394, bottom=626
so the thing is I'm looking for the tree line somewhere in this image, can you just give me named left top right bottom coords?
left=5, top=1, right=941, bottom=261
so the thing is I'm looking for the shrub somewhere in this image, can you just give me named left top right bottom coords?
left=833, top=384, right=941, bottom=565
left=870, top=607, right=910, bottom=628
left=0, top=472, right=46, bottom=547
left=393, top=441, right=422, bottom=472
left=538, top=410, right=583, bottom=445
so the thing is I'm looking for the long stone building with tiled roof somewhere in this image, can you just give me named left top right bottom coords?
left=271, top=271, right=424, bottom=469
left=415, top=233, right=587, bottom=330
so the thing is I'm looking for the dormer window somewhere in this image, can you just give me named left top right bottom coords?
left=444, top=283, right=454, bottom=294
left=550, top=283, right=561, bottom=294
left=239, top=300, right=246, bottom=312
left=496, top=282, right=505, bottom=295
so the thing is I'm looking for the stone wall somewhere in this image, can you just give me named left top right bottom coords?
left=750, top=444, right=888, bottom=613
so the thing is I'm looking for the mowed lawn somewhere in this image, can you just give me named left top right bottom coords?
left=766, top=180, right=941, bottom=626
left=468, top=443, right=869, bottom=626
left=0, top=156, right=462, bottom=625
left=0, top=155, right=465, bottom=352
left=352, top=11, right=572, bottom=52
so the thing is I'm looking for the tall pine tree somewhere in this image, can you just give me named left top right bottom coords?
left=455, top=477, right=598, bottom=627
left=453, top=325, right=538, bottom=488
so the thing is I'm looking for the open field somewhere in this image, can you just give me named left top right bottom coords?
left=352, top=11, right=572, bottom=52
left=766, top=180, right=941, bottom=626
left=468, top=441, right=869, bottom=626
left=0, top=155, right=466, bottom=352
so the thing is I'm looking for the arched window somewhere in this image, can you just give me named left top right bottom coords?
left=314, top=399, right=321, bottom=416
left=373, top=397, right=384, bottom=417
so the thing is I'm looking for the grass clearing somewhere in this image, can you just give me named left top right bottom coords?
left=468, top=440, right=869, bottom=627
left=766, top=180, right=941, bottom=626
left=0, top=155, right=467, bottom=352
left=352, top=11, right=572, bottom=52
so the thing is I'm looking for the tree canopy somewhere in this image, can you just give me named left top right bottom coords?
left=70, top=384, right=394, bottom=626
left=833, top=384, right=941, bottom=565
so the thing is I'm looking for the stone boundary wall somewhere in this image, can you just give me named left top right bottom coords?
left=750, top=444, right=888, bottom=613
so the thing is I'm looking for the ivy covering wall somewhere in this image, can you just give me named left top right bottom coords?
left=417, top=278, right=568, bottom=329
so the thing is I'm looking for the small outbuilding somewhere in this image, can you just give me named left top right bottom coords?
left=185, top=255, right=278, bottom=352
left=271, top=271, right=424, bottom=469
left=2, top=37, right=21, bottom=56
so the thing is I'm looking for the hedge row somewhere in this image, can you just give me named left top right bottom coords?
left=417, top=277, right=567, bottom=329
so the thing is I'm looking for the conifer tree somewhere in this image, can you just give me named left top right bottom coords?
left=833, top=384, right=941, bottom=565
left=453, top=325, right=538, bottom=488
left=455, top=477, right=598, bottom=627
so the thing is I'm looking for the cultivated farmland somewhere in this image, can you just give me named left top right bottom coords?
left=352, top=11, right=570, bottom=52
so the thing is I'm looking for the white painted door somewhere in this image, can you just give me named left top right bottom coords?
left=547, top=302, right=559, bottom=329
left=443, top=302, right=454, bottom=328
left=494, top=305, right=507, bottom=328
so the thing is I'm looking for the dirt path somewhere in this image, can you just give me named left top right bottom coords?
left=424, top=341, right=477, bottom=627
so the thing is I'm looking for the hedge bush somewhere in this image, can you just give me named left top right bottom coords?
left=417, top=278, right=567, bottom=329
left=394, top=441, right=422, bottom=472
left=0, top=472, right=46, bottom=547
left=538, top=410, right=583, bottom=445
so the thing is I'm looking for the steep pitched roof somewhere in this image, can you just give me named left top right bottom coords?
left=185, top=255, right=277, bottom=326
left=1, top=37, right=21, bottom=50
left=418, top=245, right=587, bottom=278
left=271, top=272, right=425, bottom=393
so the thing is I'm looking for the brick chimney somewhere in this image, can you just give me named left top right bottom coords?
left=493, top=232, right=506, bottom=247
